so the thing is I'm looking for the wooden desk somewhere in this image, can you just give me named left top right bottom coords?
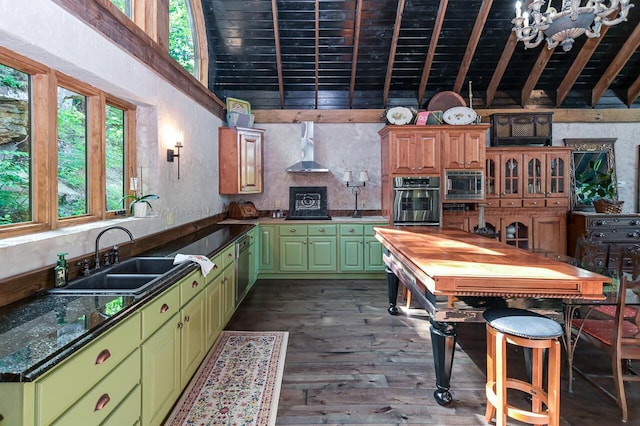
left=374, top=226, right=610, bottom=406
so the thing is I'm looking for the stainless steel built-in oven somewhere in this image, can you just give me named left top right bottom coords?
left=392, top=176, right=441, bottom=226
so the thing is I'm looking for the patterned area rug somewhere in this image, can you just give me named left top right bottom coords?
left=165, top=331, right=288, bottom=426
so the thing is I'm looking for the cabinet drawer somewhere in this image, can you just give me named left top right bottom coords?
left=308, top=224, right=336, bottom=236
left=51, top=350, right=140, bottom=425
left=141, top=285, right=180, bottom=339
left=364, top=224, right=386, bottom=236
left=101, top=384, right=141, bottom=426
left=279, top=225, right=308, bottom=236
left=221, top=243, right=236, bottom=269
left=587, top=216, right=640, bottom=229
left=37, top=314, right=140, bottom=426
left=523, top=199, right=544, bottom=208
left=546, top=198, right=569, bottom=208
left=180, top=268, right=205, bottom=304
left=588, top=229, right=640, bottom=244
left=499, top=199, right=522, bottom=208
left=340, top=224, right=364, bottom=236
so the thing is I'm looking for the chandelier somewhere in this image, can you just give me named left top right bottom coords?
left=512, top=0, right=634, bottom=51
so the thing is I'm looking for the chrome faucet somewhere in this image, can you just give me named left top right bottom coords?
left=95, top=226, right=134, bottom=269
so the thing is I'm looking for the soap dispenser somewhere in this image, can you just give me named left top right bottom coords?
left=54, top=253, right=69, bottom=288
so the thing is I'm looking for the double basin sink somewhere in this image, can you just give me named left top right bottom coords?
left=48, top=257, right=181, bottom=296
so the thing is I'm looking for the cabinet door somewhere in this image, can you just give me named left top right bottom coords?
left=308, top=236, right=337, bottom=272
left=502, top=218, right=532, bottom=250
left=248, top=228, right=258, bottom=286
left=523, top=151, right=546, bottom=200
left=533, top=216, right=566, bottom=254
left=180, top=292, right=207, bottom=388
left=340, top=236, right=364, bottom=271
left=364, top=236, right=385, bottom=271
left=258, top=225, right=277, bottom=272
left=279, top=236, right=308, bottom=271
left=239, top=130, right=263, bottom=193
left=206, top=273, right=223, bottom=348
left=221, top=264, right=236, bottom=324
left=141, top=313, right=181, bottom=426
left=499, top=153, right=523, bottom=200
left=389, top=132, right=416, bottom=174
left=545, top=152, right=570, bottom=200
left=485, top=153, right=500, bottom=201
left=413, top=132, right=440, bottom=174
left=442, top=130, right=485, bottom=169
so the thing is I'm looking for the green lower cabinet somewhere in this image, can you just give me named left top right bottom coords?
left=141, top=312, right=182, bottom=426
left=364, top=235, right=385, bottom=272
left=308, top=236, right=338, bottom=271
left=206, top=273, right=223, bottom=348
left=180, top=292, right=207, bottom=389
left=340, top=236, right=364, bottom=271
left=258, top=225, right=277, bottom=272
left=279, top=236, right=308, bottom=271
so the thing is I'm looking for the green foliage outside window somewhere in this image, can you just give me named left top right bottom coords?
left=169, top=0, right=196, bottom=75
left=110, top=0, right=132, bottom=17
left=57, top=88, right=88, bottom=218
left=0, top=63, right=31, bottom=225
left=105, top=105, right=125, bottom=211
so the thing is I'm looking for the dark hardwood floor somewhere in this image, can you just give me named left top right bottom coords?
left=225, top=279, right=639, bottom=425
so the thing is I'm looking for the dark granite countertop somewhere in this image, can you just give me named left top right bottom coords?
left=0, top=223, right=253, bottom=382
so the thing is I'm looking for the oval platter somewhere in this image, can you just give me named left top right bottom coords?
left=386, top=106, right=414, bottom=125
left=443, top=106, right=477, bottom=125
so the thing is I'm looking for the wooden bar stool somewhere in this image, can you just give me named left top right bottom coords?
left=483, top=308, right=563, bottom=426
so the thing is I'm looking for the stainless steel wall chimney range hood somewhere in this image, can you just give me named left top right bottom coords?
left=286, top=121, right=329, bottom=173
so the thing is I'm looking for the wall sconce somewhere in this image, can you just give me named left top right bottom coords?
left=343, top=170, right=369, bottom=218
left=166, top=141, right=183, bottom=179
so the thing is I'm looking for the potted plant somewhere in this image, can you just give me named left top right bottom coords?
left=121, top=192, right=159, bottom=217
left=577, top=158, right=622, bottom=213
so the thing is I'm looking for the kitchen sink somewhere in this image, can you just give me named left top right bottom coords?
left=104, top=257, right=177, bottom=275
left=48, top=257, right=180, bottom=295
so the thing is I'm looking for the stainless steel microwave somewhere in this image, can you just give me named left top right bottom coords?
left=444, top=170, right=484, bottom=201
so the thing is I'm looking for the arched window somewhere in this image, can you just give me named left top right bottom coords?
left=169, top=0, right=203, bottom=79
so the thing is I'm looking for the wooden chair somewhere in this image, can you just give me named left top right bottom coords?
left=570, top=276, right=640, bottom=422
left=574, top=234, right=609, bottom=275
left=593, top=246, right=640, bottom=320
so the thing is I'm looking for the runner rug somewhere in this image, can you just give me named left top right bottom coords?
left=165, top=331, right=289, bottom=426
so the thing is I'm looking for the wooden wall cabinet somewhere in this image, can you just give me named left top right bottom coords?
left=485, top=147, right=572, bottom=209
left=441, top=128, right=486, bottom=169
left=219, top=127, right=264, bottom=194
left=379, top=126, right=440, bottom=175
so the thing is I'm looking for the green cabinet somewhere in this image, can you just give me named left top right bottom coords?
left=279, top=225, right=337, bottom=272
left=248, top=227, right=258, bottom=286
left=220, top=243, right=236, bottom=324
left=339, top=224, right=386, bottom=272
left=258, top=225, right=277, bottom=272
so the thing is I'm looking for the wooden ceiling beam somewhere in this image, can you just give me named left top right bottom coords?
left=253, top=107, right=640, bottom=123
left=349, top=0, right=363, bottom=109
left=271, top=0, right=284, bottom=109
left=454, top=0, right=493, bottom=94
left=521, top=46, right=555, bottom=107
left=591, top=23, right=640, bottom=107
left=417, top=0, right=448, bottom=107
left=382, top=0, right=406, bottom=108
left=627, top=74, right=640, bottom=106
left=555, top=27, right=608, bottom=107
left=485, top=32, right=518, bottom=108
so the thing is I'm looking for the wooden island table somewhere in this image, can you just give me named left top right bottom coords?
left=374, top=226, right=610, bottom=406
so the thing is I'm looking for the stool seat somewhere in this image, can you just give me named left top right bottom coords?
left=483, top=308, right=563, bottom=340
left=483, top=308, right=562, bottom=426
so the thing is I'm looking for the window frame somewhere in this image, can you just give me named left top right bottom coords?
left=0, top=46, right=137, bottom=238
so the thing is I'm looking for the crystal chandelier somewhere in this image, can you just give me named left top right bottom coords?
left=512, top=0, right=634, bottom=51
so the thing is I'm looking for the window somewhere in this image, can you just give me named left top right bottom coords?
left=169, top=0, right=197, bottom=76
left=0, top=63, right=31, bottom=225
left=0, top=49, right=136, bottom=237
left=105, top=103, right=126, bottom=211
left=57, top=86, right=88, bottom=218
left=110, top=0, right=133, bottom=18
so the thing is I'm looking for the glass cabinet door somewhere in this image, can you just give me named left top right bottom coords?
left=502, top=157, right=520, bottom=196
left=547, top=155, right=567, bottom=196
left=504, top=221, right=529, bottom=249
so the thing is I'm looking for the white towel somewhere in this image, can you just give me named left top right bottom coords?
left=173, top=254, right=216, bottom=276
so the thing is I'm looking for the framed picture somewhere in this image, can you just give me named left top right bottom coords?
left=226, top=97, right=251, bottom=114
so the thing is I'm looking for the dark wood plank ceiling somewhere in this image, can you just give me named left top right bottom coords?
left=201, top=0, right=640, bottom=110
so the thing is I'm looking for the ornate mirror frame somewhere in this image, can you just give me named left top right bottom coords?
left=563, top=138, right=617, bottom=211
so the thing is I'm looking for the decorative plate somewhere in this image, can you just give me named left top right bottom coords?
left=226, top=97, right=251, bottom=114
left=427, top=91, right=466, bottom=112
left=443, top=106, right=477, bottom=125
left=386, top=106, right=414, bottom=125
